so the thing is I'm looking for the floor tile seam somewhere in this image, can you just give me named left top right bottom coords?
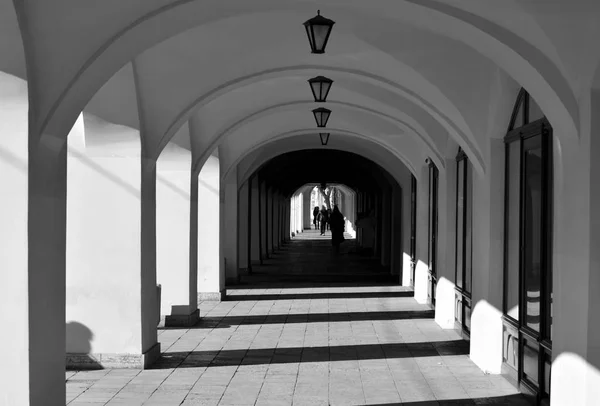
left=90, top=369, right=145, bottom=405
left=337, top=344, right=368, bottom=405
left=381, top=340, right=429, bottom=403
left=195, top=302, right=247, bottom=352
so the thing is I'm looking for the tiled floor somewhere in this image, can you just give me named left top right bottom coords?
left=66, top=230, right=529, bottom=405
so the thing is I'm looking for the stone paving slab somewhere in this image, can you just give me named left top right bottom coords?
left=66, top=234, right=529, bottom=405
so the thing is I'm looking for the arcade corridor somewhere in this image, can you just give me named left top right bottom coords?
left=66, top=232, right=527, bottom=405
left=3, top=2, right=600, bottom=406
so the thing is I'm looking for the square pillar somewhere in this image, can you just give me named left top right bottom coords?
left=390, top=184, right=403, bottom=279
left=435, top=158, right=457, bottom=329
left=222, top=170, right=238, bottom=285
left=0, top=73, right=66, bottom=405
left=238, top=180, right=250, bottom=272
left=470, top=139, right=505, bottom=374
left=260, top=181, right=268, bottom=258
left=157, top=148, right=198, bottom=327
left=414, top=165, right=430, bottom=304
left=250, top=176, right=261, bottom=264
left=197, top=156, right=223, bottom=301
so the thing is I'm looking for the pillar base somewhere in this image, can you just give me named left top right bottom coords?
left=198, top=290, right=226, bottom=302
left=66, top=342, right=161, bottom=370
left=165, top=309, right=200, bottom=327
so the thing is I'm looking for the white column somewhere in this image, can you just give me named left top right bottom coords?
left=344, top=190, right=357, bottom=238
left=267, top=187, right=274, bottom=253
left=283, top=198, right=290, bottom=241
left=303, top=192, right=312, bottom=231
left=414, top=165, right=430, bottom=304
left=470, top=138, right=505, bottom=374
left=0, top=72, right=41, bottom=405
left=299, top=193, right=304, bottom=234
left=550, top=93, right=600, bottom=405
left=260, top=182, right=268, bottom=258
left=271, top=191, right=278, bottom=251
left=197, top=156, right=222, bottom=301
left=289, top=195, right=294, bottom=236
left=390, top=184, right=403, bottom=279
left=238, top=179, right=249, bottom=272
left=297, top=194, right=302, bottom=234
left=221, top=166, right=238, bottom=286
left=435, top=158, right=457, bottom=329
left=249, top=176, right=260, bottom=265
left=66, top=113, right=160, bottom=368
left=402, top=174, right=413, bottom=287
left=292, top=194, right=297, bottom=235
left=381, top=188, right=392, bottom=267
left=156, top=145, right=198, bottom=327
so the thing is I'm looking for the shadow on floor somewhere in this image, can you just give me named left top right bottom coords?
left=226, top=291, right=415, bottom=301
left=196, top=310, right=434, bottom=327
left=150, top=340, right=469, bottom=369
left=366, top=393, right=532, bottom=405
left=237, top=281, right=402, bottom=289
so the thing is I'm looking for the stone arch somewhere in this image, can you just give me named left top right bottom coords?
left=230, top=130, right=417, bottom=192
left=156, top=66, right=481, bottom=172
left=20, top=1, right=578, bottom=156
left=194, top=101, right=442, bottom=174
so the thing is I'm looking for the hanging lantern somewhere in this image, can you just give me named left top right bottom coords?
left=319, top=132, right=330, bottom=146
left=308, top=76, right=333, bottom=102
left=312, top=107, right=331, bottom=127
left=303, top=10, right=335, bottom=54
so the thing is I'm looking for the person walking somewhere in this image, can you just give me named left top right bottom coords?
left=329, top=205, right=346, bottom=254
left=319, top=205, right=329, bottom=235
left=313, top=206, right=320, bottom=230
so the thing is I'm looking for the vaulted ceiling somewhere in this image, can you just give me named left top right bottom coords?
left=2, top=0, right=600, bottom=181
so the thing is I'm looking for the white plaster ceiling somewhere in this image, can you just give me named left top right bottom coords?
left=3, top=0, right=600, bottom=176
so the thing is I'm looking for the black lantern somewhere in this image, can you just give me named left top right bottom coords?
left=303, top=10, right=335, bottom=54
left=319, top=132, right=330, bottom=146
left=312, top=107, right=331, bottom=127
left=308, top=76, right=333, bottom=102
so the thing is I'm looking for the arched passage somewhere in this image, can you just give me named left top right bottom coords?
left=3, top=2, right=600, bottom=405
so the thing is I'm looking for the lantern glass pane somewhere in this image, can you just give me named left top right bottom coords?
left=322, top=110, right=331, bottom=126
left=304, top=25, right=316, bottom=52
left=312, top=24, right=330, bottom=52
left=320, top=133, right=330, bottom=145
left=310, top=81, right=321, bottom=101
left=321, top=81, right=332, bottom=100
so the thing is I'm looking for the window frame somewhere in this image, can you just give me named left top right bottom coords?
left=502, top=88, right=553, bottom=405
left=454, top=148, right=472, bottom=338
left=410, top=174, right=417, bottom=287
left=427, top=161, right=439, bottom=307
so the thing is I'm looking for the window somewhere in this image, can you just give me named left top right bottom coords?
left=427, top=161, right=439, bottom=307
left=410, top=174, right=417, bottom=287
left=502, top=89, right=553, bottom=405
left=455, top=148, right=473, bottom=338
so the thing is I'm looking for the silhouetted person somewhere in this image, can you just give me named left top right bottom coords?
left=326, top=208, right=332, bottom=230
left=313, top=206, right=320, bottom=230
left=319, top=205, right=329, bottom=235
left=329, top=205, right=345, bottom=254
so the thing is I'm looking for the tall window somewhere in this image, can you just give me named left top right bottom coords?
left=502, top=89, right=553, bottom=405
left=455, top=148, right=473, bottom=338
left=427, top=161, right=439, bottom=307
left=410, top=175, right=417, bottom=287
